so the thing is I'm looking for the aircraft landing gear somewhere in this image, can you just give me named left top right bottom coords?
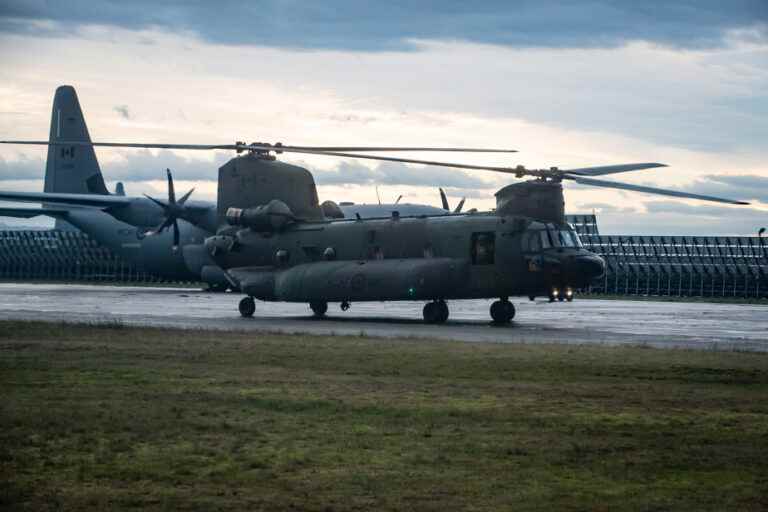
left=423, top=300, right=449, bottom=324
left=239, top=296, right=255, bottom=317
left=490, top=299, right=515, bottom=324
left=310, top=300, right=328, bottom=317
left=340, top=301, right=351, bottom=312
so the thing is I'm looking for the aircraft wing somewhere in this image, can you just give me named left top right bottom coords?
left=0, top=190, right=133, bottom=208
left=0, top=206, right=70, bottom=218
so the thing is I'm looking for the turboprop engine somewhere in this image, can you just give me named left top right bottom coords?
left=225, top=199, right=294, bottom=233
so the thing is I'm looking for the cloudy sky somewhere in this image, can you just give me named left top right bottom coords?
left=0, top=0, right=766, bottom=234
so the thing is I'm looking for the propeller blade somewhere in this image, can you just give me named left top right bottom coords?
left=0, top=140, right=516, bottom=153
left=178, top=188, right=195, bottom=206
left=172, top=219, right=180, bottom=248
left=146, top=215, right=174, bottom=236
left=564, top=163, right=667, bottom=176
left=566, top=175, right=750, bottom=205
left=439, top=188, right=450, bottom=210
left=454, top=198, right=466, bottom=213
left=166, top=169, right=176, bottom=204
left=143, top=194, right=168, bottom=210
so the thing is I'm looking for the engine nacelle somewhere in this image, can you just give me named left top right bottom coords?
left=226, top=199, right=294, bottom=232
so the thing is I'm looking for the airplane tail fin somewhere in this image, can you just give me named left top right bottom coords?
left=44, top=85, right=109, bottom=196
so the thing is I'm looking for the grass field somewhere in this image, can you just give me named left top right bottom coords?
left=1, top=321, right=767, bottom=511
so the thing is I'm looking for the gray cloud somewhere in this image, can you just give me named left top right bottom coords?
left=683, top=175, right=768, bottom=204
left=1, top=1, right=765, bottom=51
left=113, top=104, right=131, bottom=120
left=0, top=151, right=496, bottom=197
left=598, top=200, right=766, bottom=236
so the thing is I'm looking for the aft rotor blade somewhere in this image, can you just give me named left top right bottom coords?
left=454, top=198, right=466, bottom=213
left=439, top=188, right=449, bottom=210
left=564, top=163, right=667, bottom=176
left=566, top=175, right=750, bottom=205
left=0, top=140, right=516, bottom=153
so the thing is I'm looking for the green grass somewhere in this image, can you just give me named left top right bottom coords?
left=1, top=321, right=767, bottom=511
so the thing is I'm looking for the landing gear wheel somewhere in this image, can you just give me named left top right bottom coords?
left=490, top=300, right=515, bottom=324
left=310, top=300, right=328, bottom=317
left=436, top=300, right=449, bottom=323
left=423, top=301, right=448, bottom=324
left=528, top=295, right=536, bottom=301
left=566, top=295, right=574, bottom=302
left=238, top=296, right=255, bottom=317
left=558, top=295, right=565, bottom=302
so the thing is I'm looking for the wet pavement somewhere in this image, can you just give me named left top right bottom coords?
left=0, top=283, right=765, bottom=351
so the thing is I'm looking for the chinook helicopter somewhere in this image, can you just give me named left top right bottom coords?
left=3, top=136, right=748, bottom=323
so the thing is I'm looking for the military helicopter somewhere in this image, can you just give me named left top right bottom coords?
left=5, top=136, right=747, bottom=323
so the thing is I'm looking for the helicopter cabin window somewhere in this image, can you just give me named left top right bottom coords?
left=471, top=232, right=495, bottom=265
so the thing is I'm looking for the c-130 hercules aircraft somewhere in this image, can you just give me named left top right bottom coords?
left=0, top=86, right=496, bottom=289
left=1, top=92, right=749, bottom=323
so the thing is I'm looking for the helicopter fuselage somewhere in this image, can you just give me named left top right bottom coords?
left=207, top=212, right=605, bottom=304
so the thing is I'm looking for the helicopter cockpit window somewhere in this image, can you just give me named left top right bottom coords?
left=540, top=230, right=553, bottom=249
left=557, top=230, right=576, bottom=247
left=471, top=232, right=495, bottom=265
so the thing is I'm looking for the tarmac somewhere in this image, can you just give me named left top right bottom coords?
left=0, top=283, right=766, bottom=351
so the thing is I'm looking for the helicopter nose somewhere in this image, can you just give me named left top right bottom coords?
left=573, top=254, right=605, bottom=281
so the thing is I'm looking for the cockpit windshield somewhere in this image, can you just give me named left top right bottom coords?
left=525, top=225, right=583, bottom=251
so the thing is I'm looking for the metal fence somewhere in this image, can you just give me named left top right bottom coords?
left=0, top=230, right=166, bottom=283
left=1, top=219, right=766, bottom=298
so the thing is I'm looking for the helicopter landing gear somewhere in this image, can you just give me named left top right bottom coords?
left=238, top=296, right=255, bottom=317
left=490, top=299, right=515, bottom=324
left=423, top=300, right=449, bottom=324
left=310, top=300, right=328, bottom=317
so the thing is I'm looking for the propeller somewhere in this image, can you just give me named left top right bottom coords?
left=144, top=168, right=195, bottom=250
left=439, top=188, right=467, bottom=213
left=1, top=140, right=749, bottom=205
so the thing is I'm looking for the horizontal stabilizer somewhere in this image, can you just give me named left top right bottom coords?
left=0, top=190, right=133, bottom=208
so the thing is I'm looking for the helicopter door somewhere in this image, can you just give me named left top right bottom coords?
left=471, top=232, right=495, bottom=265
left=469, top=232, right=496, bottom=295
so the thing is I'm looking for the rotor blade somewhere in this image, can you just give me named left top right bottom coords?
left=566, top=175, right=750, bottom=205
left=439, top=188, right=449, bottom=210
left=0, top=140, right=519, bottom=174
left=394, top=195, right=403, bottom=205
left=454, top=198, right=466, bottom=213
left=0, top=140, right=516, bottom=153
left=177, top=188, right=195, bottom=206
left=564, top=163, right=668, bottom=176
left=166, top=169, right=176, bottom=204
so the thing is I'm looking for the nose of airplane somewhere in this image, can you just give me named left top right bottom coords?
left=573, top=254, right=606, bottom=282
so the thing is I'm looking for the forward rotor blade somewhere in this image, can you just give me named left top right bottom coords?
left=564, top=163, right=667, bottom=176
left=0, top=140, right=516, bottom=153
left=394, top=195, right=403, bottom=205
left=566, top=175, right=750, bottom=205
left=439, top=188, right=449, bottom=210
left=454, top=198, right=466, bottom=213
